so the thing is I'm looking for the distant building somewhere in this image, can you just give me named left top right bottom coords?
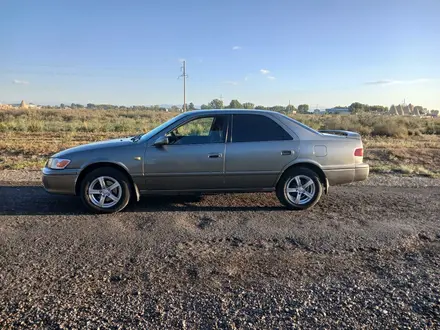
left=325, top=107, right=350, bottom=115
left=402, top=104, right=414, bottom=115
left=20, top=100, right=29, bottom=109
left=28, top=103, right=40, bottom=109
left=389, top=103, right=425, bottom=116
left=313, top=109, right=325, bottom=114
left=413, top=106, right=420, bottom=116
left=389, top=105, right=398, bottom=115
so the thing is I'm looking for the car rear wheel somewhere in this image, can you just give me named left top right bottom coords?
left=80, top=167, right=131, bottom=213
left=276, top=167, right=323, bottom=210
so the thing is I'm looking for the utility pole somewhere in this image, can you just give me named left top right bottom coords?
left=179, top=60, right=188, bottom=112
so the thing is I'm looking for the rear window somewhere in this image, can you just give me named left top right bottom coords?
left=282, top=115, right=320, bottom=134
left=232, top=114, right=292, bottom=142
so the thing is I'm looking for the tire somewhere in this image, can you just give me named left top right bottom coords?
left=80, top=167, right=132, bottom=213
left=276, top=167, right=323, bottom=210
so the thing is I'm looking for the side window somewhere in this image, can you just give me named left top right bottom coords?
left=232, top=114, right=292, bottom=142
left=166, top=115, right=227, bottom=145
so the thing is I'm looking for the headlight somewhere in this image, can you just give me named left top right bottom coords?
left=47, top=158, right=71, bottom=170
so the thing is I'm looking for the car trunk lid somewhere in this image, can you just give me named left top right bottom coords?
left=318, top=130, right=365, bottom=164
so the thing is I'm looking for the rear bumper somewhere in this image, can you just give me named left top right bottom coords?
left=354, top=163, right=369, bottom=182
left=42, top=168, right=78, bottom=195
left=324, top=163, right=369, bottom=186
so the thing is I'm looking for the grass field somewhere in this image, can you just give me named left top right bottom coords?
left=1, top=108, right=439, bottom=176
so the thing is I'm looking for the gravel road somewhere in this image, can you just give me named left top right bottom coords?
left=0, top=174, right=439, bottom=329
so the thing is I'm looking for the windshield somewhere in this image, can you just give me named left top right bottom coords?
left=139, top=112, right=189, bottom=142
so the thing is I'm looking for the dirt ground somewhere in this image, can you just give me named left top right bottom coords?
left=0, top=176, right=439, bottom=329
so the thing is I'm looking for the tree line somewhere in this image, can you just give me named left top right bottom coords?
left=199, top=99, right=310, bottom=114
left=42, top=101, right=311, bottom=114
left=348, top=102, right=389, bottom=114
left=44, top=103, right=170, bottom=111
left=41, top=100, right=438, bottom=116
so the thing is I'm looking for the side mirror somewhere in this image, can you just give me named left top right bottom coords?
left=154, top=136, right=169, bottom=146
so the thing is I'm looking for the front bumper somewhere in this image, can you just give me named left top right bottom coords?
left=354, top=163, right=369, bottom=182
left=42, top=167, right=78, bottom=195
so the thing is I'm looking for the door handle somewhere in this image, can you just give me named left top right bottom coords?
left=281, top=150, right=292, bottom=156
left=208, top=153, right=222, bottom=159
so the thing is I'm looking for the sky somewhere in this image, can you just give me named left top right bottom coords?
left=1, top=0, right=440, bottom=109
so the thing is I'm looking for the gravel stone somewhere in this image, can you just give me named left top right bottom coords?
left=0, top=173, right=439, bottom=328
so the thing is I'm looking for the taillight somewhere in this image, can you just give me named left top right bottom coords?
left=354, top=148, right=363, bottom=157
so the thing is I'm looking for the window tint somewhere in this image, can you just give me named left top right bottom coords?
left=232, top=114, right=292, bottom=142
left=172, top=117, right=214, bottom=136
left=166, top=115, right=227, bottom=145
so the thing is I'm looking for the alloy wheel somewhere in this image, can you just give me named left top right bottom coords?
left=88, top=176, right=122, bottom=208
left=285, top=175, right=316, bottom=205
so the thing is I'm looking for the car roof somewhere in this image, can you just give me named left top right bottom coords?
left=182, top=109, right=285, bottom=116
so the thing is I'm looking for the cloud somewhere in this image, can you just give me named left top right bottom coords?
left=244, top=76, right=249, bottom=81
left=267, top=76, right=276, bottom=80
left=13, top=79, right=29, bottom=85
left=260, top=69, right=270, bottom=75
left=364, top=79, right=393, bottom=85
left=364, top=78, right=432, bottom=86
left=224, top=81, right=238, bottom=86
left=232, top=46, right=242, bottom=50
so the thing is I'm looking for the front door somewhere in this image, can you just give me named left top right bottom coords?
left=143, top=115, right=228, bottom=192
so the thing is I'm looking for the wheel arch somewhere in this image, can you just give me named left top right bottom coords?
left=75, top=162, right=140, bottom=201
left=277, top=161, right=329, bottom=194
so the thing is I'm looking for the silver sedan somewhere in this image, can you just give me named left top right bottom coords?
left=42, top=109, right=369, bottom=213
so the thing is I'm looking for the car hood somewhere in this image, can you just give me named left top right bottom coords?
left=53, top=137, right=135, bottom=157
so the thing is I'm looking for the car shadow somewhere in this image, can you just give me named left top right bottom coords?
left=0, top=185, right=284, bottom=216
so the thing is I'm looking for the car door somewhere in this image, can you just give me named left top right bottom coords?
left=143, top=114, right=228, bottom=192
left=224, top=113, right=299, bottom=189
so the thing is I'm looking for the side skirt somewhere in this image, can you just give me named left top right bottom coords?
left=139, top=187, right=275, bottom=196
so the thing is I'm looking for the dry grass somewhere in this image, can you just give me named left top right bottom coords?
left=0, top=108, right=176, bottom=134
left=1, top=108, right=440, bottom=175
left=294, top=113, right=440, bottom=137
left=1, top=108, right=439, bottom=136
left=363, top=135, right=440, bottom=177
left=0, top=132, right=128, bottom=170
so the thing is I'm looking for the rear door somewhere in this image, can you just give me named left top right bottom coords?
left=224, top=113, right=299, bottom=189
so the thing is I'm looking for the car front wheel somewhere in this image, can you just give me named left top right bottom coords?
left=80, top=167, right=131, bottom=213
left=276, top=167, right=323, bottom=210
